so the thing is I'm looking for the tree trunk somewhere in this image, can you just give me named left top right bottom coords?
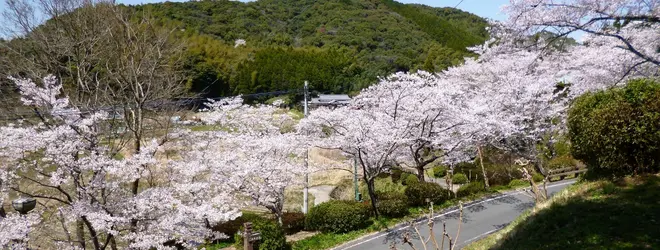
left=110, top=236, right=118, bottom=250
left=364, top=177, right=379, bottom=218
left=477, top=145, right=490, bottom=189
left=76, top=219, right=86, bottom=249
left=82, top=216, right=102, bottom=250
left=130, top=136, right=141, bottom=233
left=416, top=165, right=426, bottom=183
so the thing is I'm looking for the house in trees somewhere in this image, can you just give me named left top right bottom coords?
left=308, top=94, right=351, bottom=108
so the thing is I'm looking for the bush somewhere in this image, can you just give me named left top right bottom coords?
left=433, top=165, right=447, bottom=178
left=399, top=172, right=411, bottom=184
left=452, top=173, right=468, bottom=184
left=547, top=154, right=578, bottom=170
left=282, top=212, right=305, bottom=235
left=376, top=172, right=390, bottom=179
left=391, top=169, right=404, bottom=183
left=377, top=199, right=409, bottom=218
left=375, top=190, right=408, bottom=218
left=305, top=200, right=371, bottom=233
left=456, top=181, right=485, bottom=198
left=403, top=174, right=419, bottom=186
left=405, top=182, right=452, bottom=207
left=508, top=179, right=527, bottom=187
left=234, top=216, right=290, bottom=250
left=376, top=190, right=406, bottom=201
left=532, top=173, right=544, bottom=183
left=568, top=78, right=660, bottom=178
left=212, top=212, right=264, bottom=241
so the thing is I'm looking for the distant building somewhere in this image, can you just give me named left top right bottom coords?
left=307, top=94, right=351, bottom=108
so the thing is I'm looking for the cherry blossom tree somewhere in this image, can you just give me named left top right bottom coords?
left=503, top=0, right=659, bottom=67
left=180, top=97, right=309, bottom=225
left=0, top=75, right=240, bottom=249
left=299, top=104, right=409, bottom=217
left=352, top=72, right=469, bottom=182
left=439, top=48, right=570, bottom=185
left=442, top=0, right=659, bottom=181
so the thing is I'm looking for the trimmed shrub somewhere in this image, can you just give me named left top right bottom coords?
left=391, top=169, right=404, bottom=183
left=456, top=181, right=485, bottom=198
left=403, top=174, right=419, bottom=186
left=508, top=179, right=527, bottom=188
left=375, top=190, right=408, bottom=218
left=452, top=173, right=468, bottom=184
left=376, top=172, right=390, bottom=179
left=547, top=154, right=578, bottom=170
left=212, top=212, right=264, bottom=241
left=568, top=78, right=660, bottom=177
left=400, top=172, right=411, bottom=184
left=305, top=200, right=371, bottom=233
left=234, top=217, right=290, bottom=250
left=282, top=212, right=305, bottom=235
left=433, top=165, right=447, bottom=178
left=405, top=182, right=452, bottom=207
left=377, top=199, right=409, bottom=218
left=376, top=190, right=406, bottom=201
left=532, top=173, right=544, bottom=183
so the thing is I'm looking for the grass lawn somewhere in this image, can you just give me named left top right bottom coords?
left=465, top=174, right=660, bottom=250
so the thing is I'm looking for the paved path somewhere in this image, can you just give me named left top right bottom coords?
left=333, top=180, right=577, bottom=250
left=308, top=185, right=335, bottom=205
left=426, top=176, right=461, bottom=192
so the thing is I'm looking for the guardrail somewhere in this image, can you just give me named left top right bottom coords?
left=547, top=166, right=588, bottom=180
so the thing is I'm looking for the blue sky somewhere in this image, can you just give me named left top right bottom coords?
left=398, top=0, right=510, bottom=21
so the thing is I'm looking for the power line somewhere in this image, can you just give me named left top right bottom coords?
left=454, top=0, right=466, bottom=8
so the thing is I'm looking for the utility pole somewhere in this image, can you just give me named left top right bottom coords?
left=303, top=81, right=309, bottom=214
left=354, top=157, right=360, bottom=201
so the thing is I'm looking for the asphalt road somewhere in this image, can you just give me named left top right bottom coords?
left=333, top=180, right=577, bottom=250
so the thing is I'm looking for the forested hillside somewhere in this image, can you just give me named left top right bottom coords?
left=130, top=0, right=489, bottom=97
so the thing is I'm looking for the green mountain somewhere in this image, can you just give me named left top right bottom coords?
left=129, top=0, right=489, bottom=97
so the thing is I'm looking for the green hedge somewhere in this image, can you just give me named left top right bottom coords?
left=376, top=190, right=406, bottom=201
left=282, top=212, right=305, bottom=235
left=391, top=169, right=404, bottom=183
left=212, top=212, right=264, bottom=241
left=532, top=173, right=544, bottom=183
left=377, top=198, right=409, bottom=218
left=233, top=215, right=290, bottom=250
left=403, top=174, right=419, bottom=186
left=452, top=173, right=468, bottom=184
left=400, top=172, right=411, bottom=184
left=433, top=165, right=447, bottom=178
left=405, top=182, right=452, bottom=207
left=456, top=181, right=485, bottom=198
left=568, top=78, right=660, bottom=178
left=305, top=200, right=371, bottom=233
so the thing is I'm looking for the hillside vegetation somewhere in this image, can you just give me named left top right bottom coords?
left=129, top=0, right=488, bottom=97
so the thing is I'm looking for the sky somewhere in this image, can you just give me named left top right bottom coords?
left=398, top=0, right=511, bottom=21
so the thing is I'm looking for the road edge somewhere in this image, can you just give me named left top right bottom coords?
left=331, top=179, right=578, bottom=250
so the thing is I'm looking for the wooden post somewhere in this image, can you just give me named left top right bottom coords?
left=244, top=222, right=253, bottom=250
